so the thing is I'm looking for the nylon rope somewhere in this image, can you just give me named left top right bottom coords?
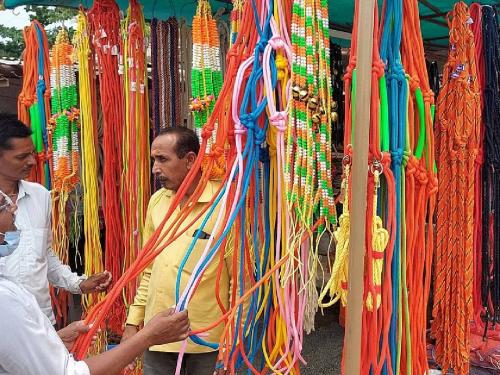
left=432, top=3, right=481, bottom=374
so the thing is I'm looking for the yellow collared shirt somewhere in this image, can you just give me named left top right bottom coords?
left=126, top=180, right=235, bottom=353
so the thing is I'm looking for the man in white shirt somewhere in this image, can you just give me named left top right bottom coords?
left=0, top=114, right=112, bottom=325
left=0, top=198, right=191, bottom=375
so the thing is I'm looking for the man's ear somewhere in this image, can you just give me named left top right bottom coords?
left=186, top=151, right=197, bottom=169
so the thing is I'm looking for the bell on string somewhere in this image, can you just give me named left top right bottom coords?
left=292, top=85, right=301, bottom=99
left=331, top=101, right=338, bottom=111
left=319, top=101, right=326, bottom=115
left=312, top=113, right=321, bottom=124
left=308, top=97, right=318, bottom=111
left=331, top=112, right=339, bottom=123
left=299, top=89, right=309, bottom=102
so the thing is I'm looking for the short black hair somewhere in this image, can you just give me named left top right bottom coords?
left=0, top=114, right=32, bottom=150
left=157, top=126, right=200, bottom=158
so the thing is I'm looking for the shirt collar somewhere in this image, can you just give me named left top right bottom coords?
left=17, top=180, right=31, bottom=200
left=162, top=180, right=218, bottom=203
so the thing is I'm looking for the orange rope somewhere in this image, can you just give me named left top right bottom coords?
left=432, top=3, right=481, bottom=374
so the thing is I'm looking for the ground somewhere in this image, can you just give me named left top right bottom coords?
left=302, top=304, right=344, bottom=374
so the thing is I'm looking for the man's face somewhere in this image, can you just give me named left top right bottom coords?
left=151, top=134, right=195, bottom=191
left=0, top=137, right=36, bottom=182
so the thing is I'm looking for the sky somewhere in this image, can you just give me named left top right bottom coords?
left=0, top=6, right=76, bottom=30
left=0, top=6, right=31, bottom=29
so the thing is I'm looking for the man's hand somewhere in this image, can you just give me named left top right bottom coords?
left=57, top=320, right=98, bottom=351
left=142, top=308, right=190, bottom=346
left=79, top=271, right=112, bottom=294
left=0, top=196, right=16, bottom=238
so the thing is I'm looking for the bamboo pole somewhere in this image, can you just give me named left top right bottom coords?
left=344, top=0, right=376, bottom=373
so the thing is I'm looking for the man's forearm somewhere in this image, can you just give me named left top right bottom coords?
left=83, top=329, right=151, bottom=375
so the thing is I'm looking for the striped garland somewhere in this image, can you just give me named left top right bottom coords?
left=49, top=28, right=79, bottom=192
left=190, top=0, right=223, bottom=152
left=287, top=0, right=336, bottom=230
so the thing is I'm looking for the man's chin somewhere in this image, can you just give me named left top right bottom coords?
left=20, top=170, right=32, bottom=179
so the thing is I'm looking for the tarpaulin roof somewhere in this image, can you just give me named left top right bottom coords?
left=3, top=0, right=499, bottom=47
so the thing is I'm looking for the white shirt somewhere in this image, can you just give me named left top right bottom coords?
left=0, top=180, right=86, bottom=324
left=0, top=276, right=90, bottom=375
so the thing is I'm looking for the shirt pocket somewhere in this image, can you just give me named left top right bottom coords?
left=23, top=228, right=48, bottom=267
left=179, top=232, right=220, bottom=283
left=19, top=228, right=48, bottom=288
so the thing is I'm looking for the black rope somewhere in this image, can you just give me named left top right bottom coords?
left=330, top=42, right=344, bottom=150
left=426, top=60, right=440, bottom=97
left=481, top=5, right=500, bottom=322
left=151, top=18, right=160, bottom=135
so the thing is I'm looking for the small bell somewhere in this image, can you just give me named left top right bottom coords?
left=299, top=89, right=309, bottom=102
left=331, top=101, right=338, bottom=111
left=292, top=85, right=301, bottom=99
left=331, top=112, right=339, bottom=123
left=312, top=113, right=321, bottom=124
left=308, top=97, right=318, bottom=110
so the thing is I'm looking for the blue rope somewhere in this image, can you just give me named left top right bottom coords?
left=173, top=0, right=277, bottom=362
left=379, top=0, right=406, bottom=372
left=34, top=23, right=51, bottom=189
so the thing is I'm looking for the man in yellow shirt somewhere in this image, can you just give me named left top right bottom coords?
left=122, top=127, right=238, bottom=375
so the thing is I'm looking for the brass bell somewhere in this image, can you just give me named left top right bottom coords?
left=299, top=89, right=309, bottom=102
left=308, top=97, right=318, bottom=111
left=292, top=85, right=301, bottom=100
left=331, top=111, right=339, bottom=123
left=312, top=113, right=321, bottom=124
left=331, top=101, right=338, bottom=111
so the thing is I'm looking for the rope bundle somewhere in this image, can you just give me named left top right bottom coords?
left=49, top=27, right=81, bottom=328
left=121, top=0, right=151, bottom=334
left=18, top=20, right=52, bottom=188
left=432, top=3, right=481, bottom=374
left=151, top=17, right=182, bottom=131
left=86, top=0, right=123, bottom=331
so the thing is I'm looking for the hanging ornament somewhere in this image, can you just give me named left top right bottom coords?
left=191, top=0, right=223, bottom=152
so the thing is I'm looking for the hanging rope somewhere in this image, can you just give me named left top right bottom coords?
left=469, top=2, right=486, bottom=332
left=49, top=27, right=80, bottom=328
left=72, top=7, right=107, bottom=354
left=480, top=4, right=500, bottom=327
left=399, top=0, right=438, bottom=372
left=86, top=0, right=123, bottom=336
left=179, top=19, right=193, bottom=129
left=432, top=3, right=481, bottom=374
left=72, top=2, right=326, bottom=375
left=120, top=0, right=151, bottom=336
left=18, top=20, right=52, bottom=188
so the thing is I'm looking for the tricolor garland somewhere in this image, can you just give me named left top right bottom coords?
left=48, top=27, right=81, bottom=328
left=190, top=0, right=223, bottom=151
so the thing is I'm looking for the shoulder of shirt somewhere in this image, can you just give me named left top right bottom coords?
left=0, top=277, right=25, bottom=304
left=20, top=180, right=50, bottom=197
left=148, top=188, right=171, bottom=208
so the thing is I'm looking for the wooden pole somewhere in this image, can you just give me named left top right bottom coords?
left=344, top=0, right=376, bottom=373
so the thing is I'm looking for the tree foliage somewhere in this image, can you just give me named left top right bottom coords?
left=0, top=6, right=77, bottom=59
